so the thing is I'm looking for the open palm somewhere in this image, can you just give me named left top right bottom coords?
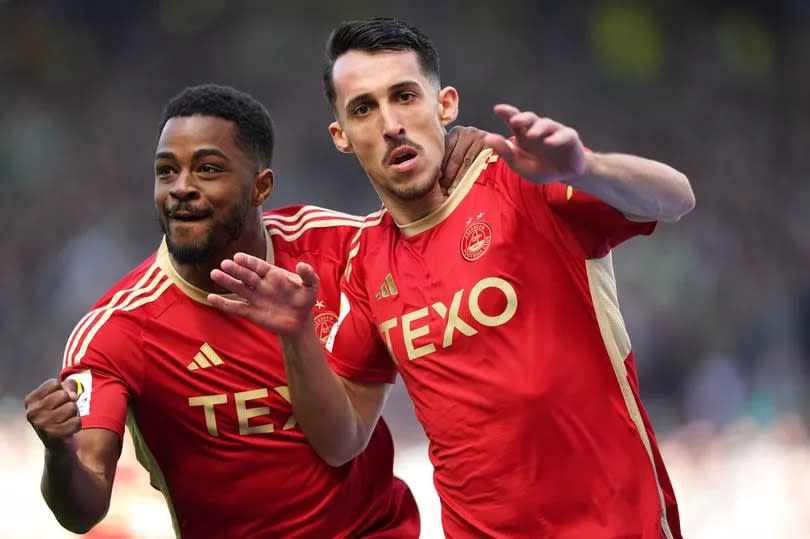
left=483, top=104, right=587, bottom=183
left=208, top=253, right=319, bottom=335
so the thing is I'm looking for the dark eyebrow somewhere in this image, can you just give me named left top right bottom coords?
left=154, top=148, right=230, bottom=161
left=388, top=80, right=420, bottom=93
left=345, top=93, right=373, bottom=114
left=344, top=80, right=422, bottom=113
left=192, top=148, right=229, bottom=161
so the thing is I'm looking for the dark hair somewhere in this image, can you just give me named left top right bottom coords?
left=323, top=17, right=440, bottom=106
left=159, top=84, right=274, bottom=168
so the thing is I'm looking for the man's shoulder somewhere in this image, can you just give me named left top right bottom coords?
left=264, top=205, right=386, bottom=256
left=62, top=251, right=179, bottom=366
left=89, top=251, right=167, bottom=309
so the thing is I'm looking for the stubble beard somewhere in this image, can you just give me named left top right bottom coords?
left=160, top=200, right=250, bottom=266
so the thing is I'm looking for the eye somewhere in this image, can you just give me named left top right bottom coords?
left=352, top=103, right=371, bottom=117
left=397, top=91, right=417, bottom=103
left=155, top=165, right=174, bottom=179
left=198, top=163, right=222, bottom=174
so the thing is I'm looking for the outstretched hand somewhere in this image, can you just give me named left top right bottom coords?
left=483, top=104, right=587, bottom=183
left=208, top=253, right=319, bottom=336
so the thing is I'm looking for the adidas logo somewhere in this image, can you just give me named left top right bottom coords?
left=187, top=343, right=225, bottom=370
left=375, top=273, right=398, bottom=300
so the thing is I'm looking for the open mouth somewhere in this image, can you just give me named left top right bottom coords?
left=388, top=146, right=419, bottom=170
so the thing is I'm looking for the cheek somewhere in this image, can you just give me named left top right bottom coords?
left=349, top=132, right=384, bottom=166
left=154, top=184, right=167, bottom=207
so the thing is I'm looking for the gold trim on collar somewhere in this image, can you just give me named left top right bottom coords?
left=157, top=227, right=275, bottom=305
left=398, top=149, right=495, bottom=237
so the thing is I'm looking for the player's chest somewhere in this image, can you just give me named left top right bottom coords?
left=364, top=198, right=548, bottom=364
left=136, top=296, right=341, bottom=408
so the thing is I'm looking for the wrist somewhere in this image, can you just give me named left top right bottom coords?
left=44, top=436, right=77, bottom=465
left=284, top=314, right=316, bottom=344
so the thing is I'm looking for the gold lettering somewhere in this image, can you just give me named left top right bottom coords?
left=402, top=307, right=435, bottom=360
left=431, top=302, right=447, bottom=318
left=442, top=289, right=478, bottom=348
left=235, top=388, right=274, bottom=435
left=469, top=277, right=518, bottom=327
left=378, top=317, right=400, bottom=364
left=188, top=394, right=227, bottom=436
left=273, top=386, right=297, bottom=430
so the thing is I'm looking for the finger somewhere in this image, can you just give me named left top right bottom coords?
left=296, top=262, right=320, bottom=289
left=39, top=388, right=74, bottom=411
left=543, top=127, right=579, bottom=147
left=446, top=128, right=489, bottom=194
left=439, top=130, right=464, bottom=191
left=218, top=260, right=264, bottom=290
left=441, top=126, right=461, bottom=175
left=52, top=401, right=80, bottom=423
left=524, top=119, right=561, bottom=140
left=232, top=252, right=271, bottom=278
left=493, top=104, right=521, bottom=123
left=24, top=379, right=62, bottom=406
left=50, top=416, right=83, bottom=439
left=508, top=111, right=542, bottom=131
left=208, top=294, right=252, bottom=316
left=211, top=268, right=256, bottom=298
left=61, top=378, right=78, bottom=401
left=484, top=133, right=516, bottom=169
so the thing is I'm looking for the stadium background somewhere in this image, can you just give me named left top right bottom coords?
left=1, top=0, right=809, bottom=536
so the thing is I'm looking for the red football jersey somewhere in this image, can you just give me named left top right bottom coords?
left=60, top=205, right=419, bottom=538
left=326, top=151, right=681, bottom=538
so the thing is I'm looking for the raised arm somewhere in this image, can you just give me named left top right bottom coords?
left=24, top=379, right=121, bottom=533
left=484, top=104, right=695, bottom=222
left=208, top=254, right=388, bottom=466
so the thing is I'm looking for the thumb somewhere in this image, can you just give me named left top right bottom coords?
left=484, top=133, right=516, bottom=169
left=61, top=378, right=79, bottom=401
left=296, top=262, right=320, bottom=289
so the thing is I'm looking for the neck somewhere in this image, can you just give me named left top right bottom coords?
left=379, top=182, right=448, bottom=226
left=170, top=217, right=266, bottom=294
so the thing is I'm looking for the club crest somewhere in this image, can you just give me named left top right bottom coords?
left=314, top=311, right=339, bottom=343
left=460, top=221, right=492, bottom=261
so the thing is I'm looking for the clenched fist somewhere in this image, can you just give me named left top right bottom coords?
left=24, top=379, right=82, bottom=449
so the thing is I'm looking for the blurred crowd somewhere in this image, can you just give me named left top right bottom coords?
left=1, top=0, right=808, bottom=536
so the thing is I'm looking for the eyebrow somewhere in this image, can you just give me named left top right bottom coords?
left=344, top=80, right=421, bottom=113
left=154, top=148, right=230, bottom=161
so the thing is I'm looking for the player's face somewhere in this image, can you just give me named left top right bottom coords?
left=329, top=49, right=458, bottom=206
left=154, top=116, right=257, bottom=265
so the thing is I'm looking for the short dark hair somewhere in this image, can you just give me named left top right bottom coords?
left=159, top=84, right=274, bottom=168
left=323, top=17, right=440, bottom=106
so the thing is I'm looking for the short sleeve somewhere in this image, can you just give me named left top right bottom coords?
left=59, top=315, right=142, bottom=438
left=325, top=256, right=397, bottom=384
left=491, top=154, right=656, bottom=259
left=542, top=182, right=656, bottom=258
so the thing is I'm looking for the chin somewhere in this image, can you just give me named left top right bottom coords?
left=166, top=237, right=218, bottom=265
left=390, top=171, right=440, bottom=200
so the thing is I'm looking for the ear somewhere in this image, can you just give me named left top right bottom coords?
left=329, top=121, right=354, bottom=154
left=437, top=86, right=459, bottom=127
left=252, top=168, right=274, bottom=207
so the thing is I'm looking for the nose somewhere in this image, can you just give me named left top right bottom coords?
left=380, top=104, right=405, bottom=140
left=169, top=170, right=199, bottom=200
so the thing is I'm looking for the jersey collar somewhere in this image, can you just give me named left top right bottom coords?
left=398, top=149, right=495, bottom=237
left=157, top=227, right=275, bottom=305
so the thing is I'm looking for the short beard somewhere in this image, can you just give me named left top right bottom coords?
left=386, top=165, right=441, bottom=201
left=160, top=200, right=250, bottom=266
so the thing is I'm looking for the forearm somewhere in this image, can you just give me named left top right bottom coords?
left=281, top=329, right=373, bottom=466
left=41, top=443, right=112, bottom=533
left=568, top=152, right=695, bottom=222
